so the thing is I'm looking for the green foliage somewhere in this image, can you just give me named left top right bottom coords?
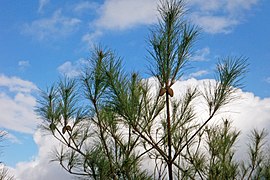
left=37, top=47, right=152, bottom=179
left=35, top=1, right=270, bottom=180
left=205, top=120, right=239, bottom=179
left=240, top=129, right=269, bottom=179
left=149, top=0, right=198, bottom=87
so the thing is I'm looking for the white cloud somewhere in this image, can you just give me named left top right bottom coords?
left=82, top=30, right=103, bottom=48
left=11, top=130, right=72, bottom=180
left=0, top=75, right=72, bottom=179
left=95, top=0, right=158, bottom=30
left=0, top=75, right=38, bottom=134
left=81, top=0, right=158, bottom=45
left=190, top=47, right=210, bottom=61
left=188, top=0, right=259, bottom=34
left=81, top=0, right=259, bottom=45
left=171, top=78, right=270, bottom=160
left=18, top=60, right=30, bottom=70
left=188, top=0, right=225, bottom=12
left=265, top=77, right=270, bottom=83
left=227, top=0, right=258, bottom=12
left=23, top=10, right=81, bottom=40
left=0, top=92, right=37, bottom=133
left=57, top=61, right=80, bottom=78
left=191, top=14, right=238, bottom=34
left=94, top=0, right=259, bottom=33
left=57, top=59, right=88, bottom=78
left=189, top=70, right=209, bottom=78
left=0, top=74, right=37, bottom=93
left=188, top=0, right=259, bottom=13
left=0, top=130, right=22, bottom=144
left=73, top=1, right=98, bottom=14
left=74, top=0, right=261, bottom=48
left=5, top=133, right=22, bottom=144
left=38, top=0, right=50, bottom=13
left=231, top=91, right=270, bottom=133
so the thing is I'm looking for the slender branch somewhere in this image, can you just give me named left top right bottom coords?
left=92, top=100, right=116, bottom=179
left=59, top=161, right=90, bottom=176
left=166, top=88, right=173, bottom=180
left=133, top=126, right=168, bottom=162
left=173, top=110, right=216, bottom=162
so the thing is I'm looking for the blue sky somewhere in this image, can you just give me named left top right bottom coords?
left=0, top=0, right=270, bottom=179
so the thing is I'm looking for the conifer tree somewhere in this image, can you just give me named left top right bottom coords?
left=36, top=1, right=263, bottom=179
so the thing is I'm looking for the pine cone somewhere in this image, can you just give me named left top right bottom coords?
left=167, top=88, right=174, bottom=97
left=159, top=88, right=166, bottom=96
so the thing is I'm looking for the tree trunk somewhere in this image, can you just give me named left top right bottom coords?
left=166, top=88, right=173, bottom=180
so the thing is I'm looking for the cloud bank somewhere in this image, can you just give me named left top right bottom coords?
left=95, top=0, right=158, bottom=30
left=22, top=0, right=260, bottom=44
left=0, top=75, right=38, bottom=134
left=188, top=0, right=259, bottom=33
left=81, top=0, right=259, bottom=45
left=11, top=129, right=72, bottom=180
left=23, top=10, right=81, bottom=41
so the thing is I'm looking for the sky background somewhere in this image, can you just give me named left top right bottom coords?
left=0, top=0, right=270, bottom=179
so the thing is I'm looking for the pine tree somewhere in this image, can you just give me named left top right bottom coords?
left=36, top=0, right=254, bottom=179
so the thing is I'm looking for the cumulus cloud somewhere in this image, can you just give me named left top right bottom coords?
left=81, top=0, right=259, bottom=45
left=188, top=0, right=259, bottom=33
left=95, top=0, right=158, bottom=30
left=57, top=59, right=88, bottom=78
left=85, top=0, right=259, bottom=33
left=11, top=130, right=72, bottom=180
left=93, top=0, right=259, bottom=33
left=0, top=74, right=37, bottom=94
left=171, top=78, right=270, bottom=160
left=0, top=74, right=38, bottom=134
left=231, top=91, right=270, bottom=132
left=82, top=0, right=158, bottom=44
left=0, top=74, right=70, bottom=179
left=191, top=14, right=238, bottom=34
left=23, top=10, right=81, bottom=41
left=170, top=78, right=270, bottom=133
